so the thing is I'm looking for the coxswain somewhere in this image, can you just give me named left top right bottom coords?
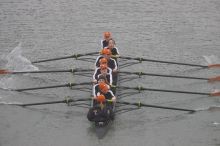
left=101, top=32, right=112, bottom=48
left=95, top=48, right=117, bottom=72
left=87, top=94, right=113, bottom=122
left=93, top=63, right=113, bottom=85
left=88, top=81, right=116, bottom=122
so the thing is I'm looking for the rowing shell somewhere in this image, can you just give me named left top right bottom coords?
left=91, top=60, right=119, bottom=139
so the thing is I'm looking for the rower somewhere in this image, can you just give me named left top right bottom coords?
left=101, top=32, right=112, bottom=48
left=93, top=82, right=116, bottom=102
left=95, top=48, right=118, bottom=72
left=96, top=74, right=110, bottom=85
left=104, top=38, right=120, bottom=58
left=93, top=64, right=113, bottom=85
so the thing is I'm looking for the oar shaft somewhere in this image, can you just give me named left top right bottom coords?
left=32, top=56, right=73, bottom=63
left=11, top=70, right=72, bottom=74
left=120, top=56, right=207, bottom=68
left=13, top=82, right=92, bottom=92
left=14, top=98, right=91, bottom=106
left=10, top=69, right=93, bottom=74
left=14, top=84, right=69, bottom=92
left=20, top=100, right=65, bottom=106
left=141, top=103, right=196, bottom=112
left=118, top=101, right=195, bottom=112
left=32, top=51, right=99, bottom=63
left=120, top=71, right=208, bottom=80
left=118, top=86, right=210, bottom=95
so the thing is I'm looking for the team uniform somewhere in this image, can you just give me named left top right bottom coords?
left=92, top=84, right=115, bottom=100
left=95, top=56, right=117, bottom=71
left=93, top=67, right=113, bottom=85
left=100, top=32, right=111, bottom=48
left=104, top=47, right=120, bottom=56
left=101, top=40, right=108, bottom=48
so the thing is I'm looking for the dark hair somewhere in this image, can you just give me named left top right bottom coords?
left=98, top=74, right=110, bottom=85
left=98, top=74, right=107, bottom=81
left=108, top=38, right=116, bottom=45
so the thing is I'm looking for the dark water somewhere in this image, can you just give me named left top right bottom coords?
left=0, top=0, right=220, bottom=146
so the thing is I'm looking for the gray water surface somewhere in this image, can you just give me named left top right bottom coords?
left=0, top=0, right=220, bottom=146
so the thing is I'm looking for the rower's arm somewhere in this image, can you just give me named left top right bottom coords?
left=109, top=73, right=113, bottom=85
left=112, top=96, right=116, bottom=102
left=111, top=59, right=118, bottom=71
left=93, top=85, right=98, bottom=98
left=111, top=55, right=120, bottom=58
left=92, top=68, right=98, bottom=82
left=95, top=56, right=101, bottom=68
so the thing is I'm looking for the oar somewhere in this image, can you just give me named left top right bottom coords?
left=12, top=82, right=92, bottom=92
left=115, top=86, right=220, bottom=96
left=119, top=56, right=220, bottom=68
left=32, top=51, right=99, bottom=63
left=0, top=98, right=91, bottom=107
left=117, top=101, right=196, bottom=113
left=119, top=71, right=220, bottom=82
left=0, top=68, right=93, bottom=75
left=2, top=69, right=219, bottom=82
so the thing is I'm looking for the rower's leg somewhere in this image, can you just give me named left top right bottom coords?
left=112, top=72, right=118, bottom=84
left=106, top=104, right=114, bottom=120
left=109, top=107, right=115, bottom=120
left=87, top=107, right=97, bottom=122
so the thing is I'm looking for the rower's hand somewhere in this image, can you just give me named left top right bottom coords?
left=92, top=79, right=97, bottom=84
left=102, top=72, right=107, bottom=76
left=112, top=96, right=116, bottom=102
left=111, top=55, right=120, bottom=58
left=93, top=96, right=97, bottom=100
left=113, top=69, right=117, bottom=73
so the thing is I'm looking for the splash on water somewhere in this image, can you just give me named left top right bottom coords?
left=212, top=121, right=220, bottom=127
left=6, top=43, right=38, bottom=71
left=0, top=43, right=38, bottom=89
left=0, top=77, right=15, bottom=89
left=203, top=55, right=220, bottom=65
